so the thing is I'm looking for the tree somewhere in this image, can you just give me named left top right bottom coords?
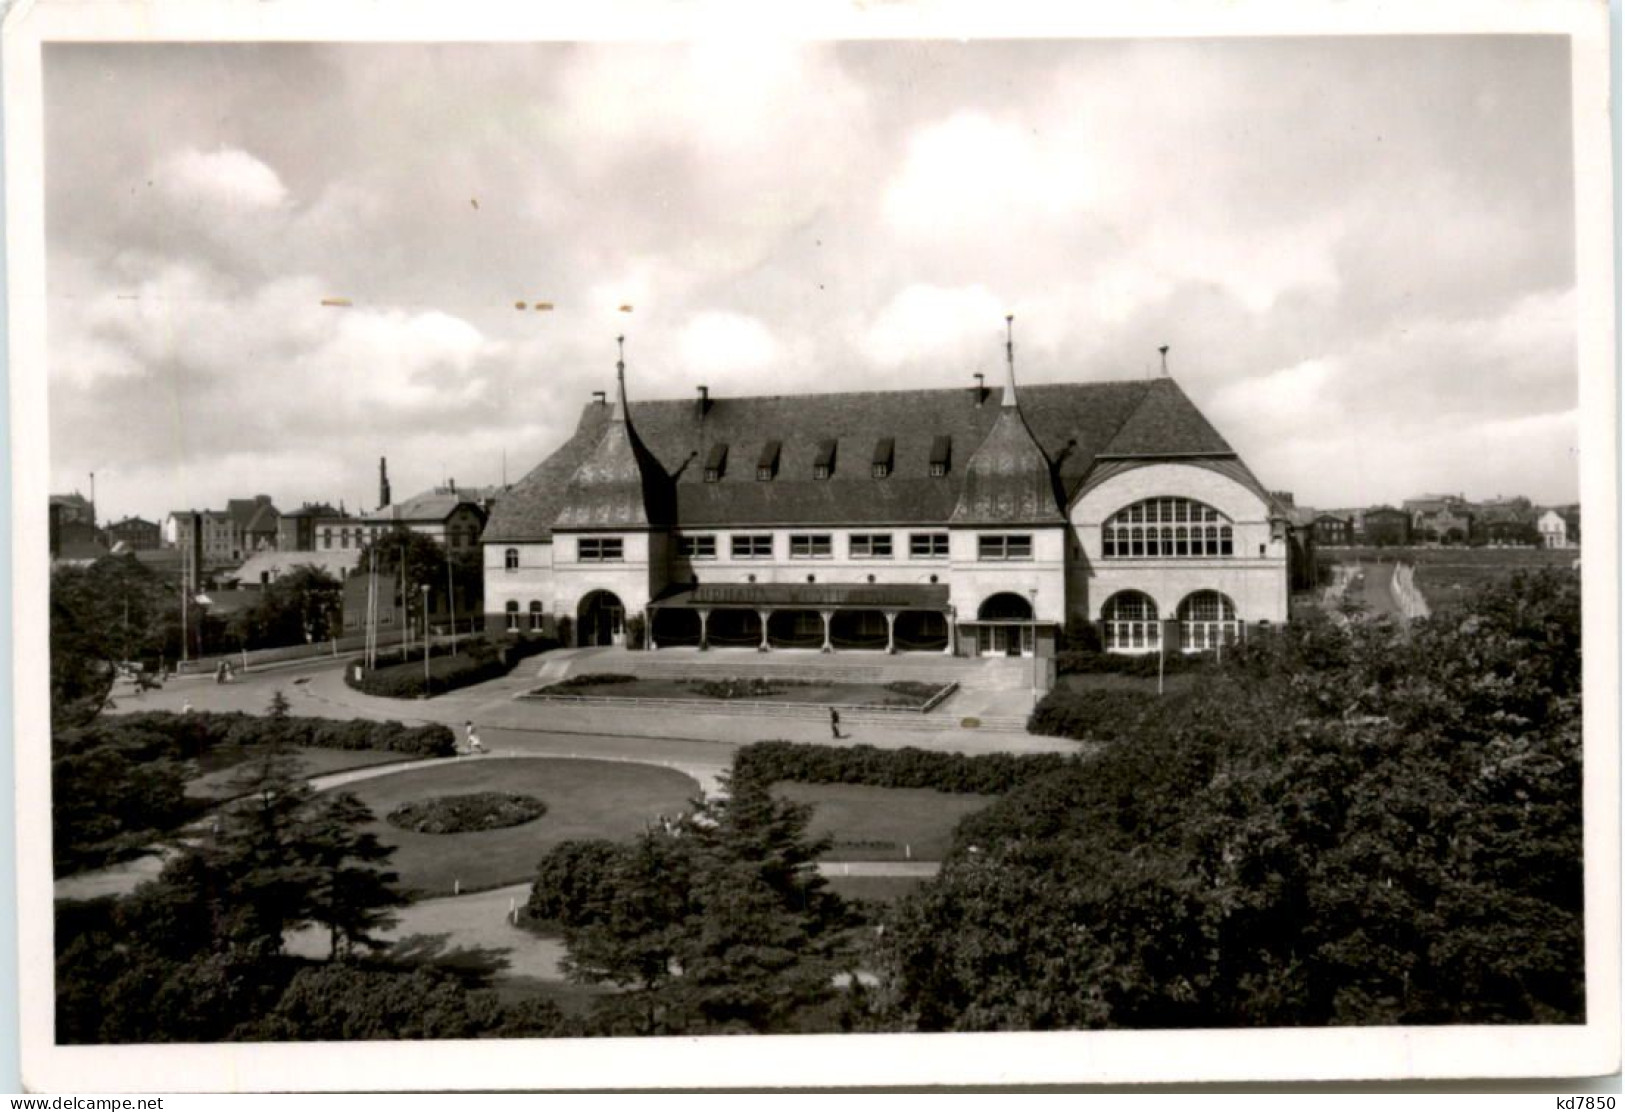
left=539, top=779, right=858, bottom=1035
left=302, top=791, right=406, bottom=959
left=50, top=554, right=176, bottom=729
left=234, top=565, right=343, bottom=649
left=874, top=570, right=1584, bottom=1030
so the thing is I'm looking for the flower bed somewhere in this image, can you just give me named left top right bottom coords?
left=385, top=792, right=548, bottom=835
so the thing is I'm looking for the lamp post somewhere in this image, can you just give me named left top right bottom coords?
left=421, top=585, right=431, bottom=688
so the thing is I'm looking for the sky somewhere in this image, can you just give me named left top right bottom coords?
left=43, top=36, right=1580, bottom=525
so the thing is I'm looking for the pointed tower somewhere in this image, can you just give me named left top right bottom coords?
left=552, top=336, right=671, bottom=528
left=949, top=316, right=1066, bottom=526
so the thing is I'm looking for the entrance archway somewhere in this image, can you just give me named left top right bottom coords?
left=830, top=610, right=889, bottom=650
left=704, top=609, right=763, bottom=649
left=577, top=590, right=626, bottom=647
left=977, top=592, right=1033, bottom=657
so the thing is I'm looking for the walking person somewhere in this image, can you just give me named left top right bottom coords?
left=829, top=706, right=842, bottom=740
left=464, top=720, right=486, bottom=755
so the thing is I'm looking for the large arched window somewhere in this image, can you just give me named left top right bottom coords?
left=1102, top=591, right=1160, bottom=652
left=1177, top=591, right=1239, bottom=652
left=505, top=600, right=520, bottom=632
left=1102, top=498, right=1233, bottom=559
left=528, top=600, right=545, bottom=631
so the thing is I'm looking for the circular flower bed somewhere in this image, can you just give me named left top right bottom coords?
left=386, top=792, right=547, bottom=835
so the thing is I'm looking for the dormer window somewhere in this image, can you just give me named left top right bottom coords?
left=871, top=437, right=894, bottom=480
left=703, top=442, right=728, bottom=483
left=756, top=440, right=781, bottom=481
left=813, top=438, right=836, bottom=481
left=929, top=435, right=951, bottom=478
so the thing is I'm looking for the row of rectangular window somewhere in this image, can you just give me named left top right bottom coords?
left=675, top=533, right=969, bottom=561
left=513, top=532, right=1032, bottom=565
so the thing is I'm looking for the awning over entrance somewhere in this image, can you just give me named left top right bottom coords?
left=652, top=582, right=950, bottom=610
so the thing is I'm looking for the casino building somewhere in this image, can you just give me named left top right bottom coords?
left=482, top=332, right=1292, bottom=658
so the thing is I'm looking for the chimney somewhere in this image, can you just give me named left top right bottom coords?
left=973, top=373, right=986, bottom=406
left=378, top=457, right=391, bottom=510
left=448, top=477, right=456, bottom=495
left=697, top=385, right=710, bottom=416
left=592, top=390, right=607, bottom=406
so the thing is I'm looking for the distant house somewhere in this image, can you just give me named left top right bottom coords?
left=49, top=492, right=103, bottom=559
left=1415, top=505, right=1474, bottom=545
left=1474, top=506, right=1538, bottom=547
left=1313, top=512, right=1355, bottom=548
left=1362, top=506, right=1412, bottom=547
left=227, top=548, right=360, bottom=588
left=106, top=515, right=161, bottom=551
left=276, top=502, right=342, bottom=552
left=226, top=496, right=281, bottom=556
left=1538, top=507, right=1580, bottom=549
left=168, top=510, right=239, bottom=565
left=315, top=482, right=493, bottom=555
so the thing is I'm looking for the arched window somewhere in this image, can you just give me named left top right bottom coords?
left=528, top=600, right=545, bottom=631
left=1103, top=498, right=1234, bottom=559
left=505, top=547, right=519, bottom=571
left=505, top=600, right=520, bottom=632
left=1177, top=591, right=1239, bottom=652
left=1102, top=591, right=1160, bottom=652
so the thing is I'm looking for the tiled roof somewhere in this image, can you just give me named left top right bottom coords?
left=484, top=377, right=1244, bottom=543
left=948, top=406, right=1065, bottom=526
left=228, top=549, right=361, bottom=583
left=553, top=404, right=674, bottom=529
left=364, top=491, right=489, bottom=525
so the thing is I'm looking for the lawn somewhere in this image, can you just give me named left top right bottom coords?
left=531, top=675, right=949, bottom=708
left=1326, top=547, right=1578, bottom=616
left=332, top=758, right=700, bottom=898
left=773, top=781, right=995, bottom=862
left=187, top=745, right=416, bottom=800
left=823, top=874, right=932, bottom=905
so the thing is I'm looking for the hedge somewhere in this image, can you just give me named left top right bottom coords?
left=1026, top=687, right=1173, bottom=744
left=106, top=710, right=456, bottom=757
left=347, top=634, right=559, bottom=699
left=1054, top=650, right=1214, bottom=677
left=732, top=740, right=1073, bottom=796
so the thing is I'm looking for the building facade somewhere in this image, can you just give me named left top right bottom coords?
left=106, top=516, right=161, bottom=551
left=1361, top=507, right=1413, bottom=547
left=1313, top=513, right=1355, bottom=547
left=482, top=341, right=1292, bottom=656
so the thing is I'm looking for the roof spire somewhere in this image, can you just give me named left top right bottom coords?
left=612, top=335, right=628, bottom=422
left=1002, top=314, right=1018, bottom=408
left=1159, top=345, right=1170, bottom=377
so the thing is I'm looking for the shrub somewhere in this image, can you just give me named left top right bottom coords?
left=1026, top=687, right=1166, bottom=743
left=346, top=653, right=509, bottom=699
left=524, top=839, right=624, bottom=929
left=733, top=741, right=1072, bottom=796
left=549, top=673, right=640, bottom=689
left=386, top=792, right=547, bottom=835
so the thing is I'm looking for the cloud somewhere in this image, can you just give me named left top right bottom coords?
left=675, top=312, right=781, bottom=378
left=156, top=146, right=288, bottom=212
left=859, top=284, right=1007, bottom=369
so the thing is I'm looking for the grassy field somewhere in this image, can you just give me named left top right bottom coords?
left=1325, top=547, right=1578, bottom=616
left=332, top=758, right=699, bottom=898
left=823, top=874, right=932, bottom=905
left=774, top=782, right=995, bottom=862
left=188, top=745, right=416, bottom=799
left=535, top=676, right=948, bottom=707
